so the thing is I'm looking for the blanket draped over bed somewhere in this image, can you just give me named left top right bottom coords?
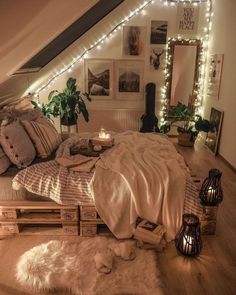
left=13, top=131, right=188, bottom=240
left=90, top=132, right=187, bottom=240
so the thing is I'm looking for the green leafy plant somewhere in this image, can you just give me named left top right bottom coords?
left=31, top=101, right=52, bottom=119
left=160, top=102, right=214, bottom=140
left=32, top=77, right=91, bottom=124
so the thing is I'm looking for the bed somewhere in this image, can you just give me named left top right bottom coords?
left=0, top=157, right=54, bottom=202
left=11, top=131, right=203, bottom=240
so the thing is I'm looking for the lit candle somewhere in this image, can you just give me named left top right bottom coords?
left=207, top=186, right=216, bottom=202
left=99, top=128, right=106, bottom=139
left=183, top=235, right=193, bottom=254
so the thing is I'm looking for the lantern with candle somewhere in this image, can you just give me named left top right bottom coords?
left=199, top=169, right=223, bottom=206
left=175, top=213, right=202, bottom=257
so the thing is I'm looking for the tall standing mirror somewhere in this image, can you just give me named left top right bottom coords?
left=166, top=39, right=202, bottom=115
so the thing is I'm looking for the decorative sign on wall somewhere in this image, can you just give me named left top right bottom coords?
left=84, top=59, right=113, bottom=100
left=177, top=4, right=199, bottom=34
left=123, top=26, right=146, bottom=57
left=205, top=107, right=224, bottom=155
left=115, top=60, right=144, bottom=100
left=207, top=54, right=224, bottom=99
left=149, top=45, right=166, bottom=71
left=150, top=21, right=168, bottom=44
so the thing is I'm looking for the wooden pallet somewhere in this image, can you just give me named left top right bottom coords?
left=0, top=201, right=79, bottom=236
left=79, top=205, right=111, bottom=236
left=200, top=205, right=218, bottom=235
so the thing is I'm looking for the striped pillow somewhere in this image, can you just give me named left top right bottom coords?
left=22, top=118, right=62, bottom=158
left=0, top=145, right=11, bottom=174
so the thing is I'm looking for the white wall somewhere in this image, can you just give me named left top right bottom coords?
left=203, top=0, right=236, bottom=169
left=36, top=1, right=207, bottom=113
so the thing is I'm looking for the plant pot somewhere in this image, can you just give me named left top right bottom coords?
left=178, top=132, right=195, bottom=147
left=60, top=115, right=78, bottom=126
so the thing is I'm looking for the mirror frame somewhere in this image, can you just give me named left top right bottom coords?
left=165, top=39, right=202, bottom=115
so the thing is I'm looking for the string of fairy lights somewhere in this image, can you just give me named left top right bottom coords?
left=33, top=0, right=154, bottom=101
left=32, top=0, right=213, bottom=124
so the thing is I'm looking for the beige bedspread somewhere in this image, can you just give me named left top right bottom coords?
left=90, top=131, right=188, bottom=240
left=0, top=156, right=55, bottom=202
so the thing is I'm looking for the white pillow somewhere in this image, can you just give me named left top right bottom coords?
left=0, top=121, right=36, bottom=168
left=0, top=145, right=11, bottom=174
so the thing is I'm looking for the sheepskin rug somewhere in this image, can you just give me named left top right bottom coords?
left=16, top=237, right=164, bottom=295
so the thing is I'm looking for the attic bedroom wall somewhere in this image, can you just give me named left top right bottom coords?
left=32, top=0, right=207, bottom=129
left=203, top=0, right=236, bottom=169
left=0, top=0, right=98, bottom=85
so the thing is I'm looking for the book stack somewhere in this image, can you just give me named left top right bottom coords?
left=134, top=219, right=166, bottom=246
left=91, top=137, right=114, bottom=148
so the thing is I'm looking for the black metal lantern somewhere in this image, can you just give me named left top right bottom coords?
left=199, top=169, right=223, bottom=206
left=175, top=213, right=202, bottom=257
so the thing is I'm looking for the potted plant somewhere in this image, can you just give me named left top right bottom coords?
left=32, top=77, right=91, bottom=126
left=160, top=102, right=213, bottom=147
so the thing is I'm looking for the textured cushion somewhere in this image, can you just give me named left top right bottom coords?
left=0, top=108, right=43, bottom=127
left=0, top=145, right=11, bottom=174
left=22, top=118, right=62, bottom=158
left=12, top=108, right=43, bottom=121
left=0, top=121, right=36, bottom=168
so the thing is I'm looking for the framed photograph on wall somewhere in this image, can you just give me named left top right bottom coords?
left=150, top=45, right=166, bottom=70
left=176, top=3, right=199, bottom=34
left=115, top=60, right=144, bottom=100
left=207, top=54, right=224, bottom=99
left=205, top=107, right=224, bottom=155
left=84, top=59, right=114, bottom=100
left=123, top=26, right=146, bottom=57
left=150, top=21, right=168, bottom=44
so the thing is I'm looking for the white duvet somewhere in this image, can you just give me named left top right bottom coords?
left=90, top=131, right=187, bottom=240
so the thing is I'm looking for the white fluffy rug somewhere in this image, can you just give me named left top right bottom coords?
left=16, top=237, right=163, bottom=295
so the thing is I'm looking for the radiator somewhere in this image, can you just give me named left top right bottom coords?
left=77, top=109, right=143, bottom=132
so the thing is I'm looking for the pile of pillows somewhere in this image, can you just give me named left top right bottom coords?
left=0, top=108, right=62, bottom=174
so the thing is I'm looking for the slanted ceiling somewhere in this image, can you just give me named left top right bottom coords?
left=15, top=0, right=124, bottom=74
left=0, top=0, right=124, bottom=106
left=0, top=0, right=97, bottom=85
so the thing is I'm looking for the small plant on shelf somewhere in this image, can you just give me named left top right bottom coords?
left=160, top=102, right=214, bottom=146
left=32, top=77, right=92, bottom=126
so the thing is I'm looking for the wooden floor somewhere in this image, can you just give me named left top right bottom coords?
left=0, top=137, right=235, bottom=295
left=158, top=137, right=236, bottom=295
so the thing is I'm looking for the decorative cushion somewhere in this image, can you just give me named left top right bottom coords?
left=0, top=145, right=11, bottom=174
left=0, top=121, right=36, bottom=168
left=21, top=118, right=62, bottom=158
